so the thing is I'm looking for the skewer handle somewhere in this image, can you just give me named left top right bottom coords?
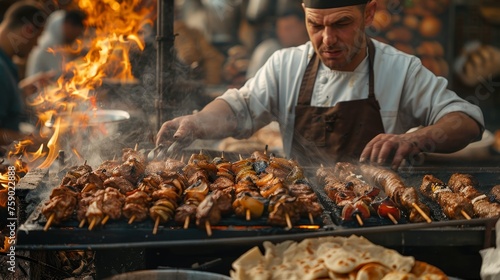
left=153, top=216, right=160, bottom=235
left=246, top=209, right=251, bottom=221
left=88, top=218, right=97, bottom=231
left=128, top=215, right=136, bottom=224
left=411, top=202, right=432, bottom=223
left=101, top=215, right=110, bottom=225
left=355, top=214, right=364, bottom=227
left=308, top=212, right=314, bottom=224
left=387, top=213, right=398, bottom=224
left=461, top=210, right=472, bottom=220
left=78, top=219, right=86, bottom=228
left=205, top=221, right=212, bottom=237
left=183, top=216, right=190, bottom=229
left=44, top=213, right=55, bottom=231
left=285, top=213, right=293, bottom=229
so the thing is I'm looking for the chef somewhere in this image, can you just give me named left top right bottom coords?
left=156, top=0, right=484, bottom=169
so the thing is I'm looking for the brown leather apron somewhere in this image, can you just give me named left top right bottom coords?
left=292, top=38, right=385, bottom=165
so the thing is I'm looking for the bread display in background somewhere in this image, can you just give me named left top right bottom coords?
left=370, top=0, right=451, bottom=77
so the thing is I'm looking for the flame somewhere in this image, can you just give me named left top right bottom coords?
left=9, top=0, right=155, bottom=170
left=7, top=139, right=34, bottom=158
left=0, top=234, right=9, bottom=253
left=0, top=186, right=7, bottom=208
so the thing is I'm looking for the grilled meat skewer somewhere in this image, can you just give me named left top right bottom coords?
left=448, top=173, right=500, bottom=218
left=420, top=175, right=474, bottom=220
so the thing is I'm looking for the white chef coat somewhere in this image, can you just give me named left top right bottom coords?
left=218, top=39, right=485, bottom=157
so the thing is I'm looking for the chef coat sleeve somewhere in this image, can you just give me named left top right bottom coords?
left=217, top=51, right=282, bottom=139
left=400, top=58, right=485, bottom=132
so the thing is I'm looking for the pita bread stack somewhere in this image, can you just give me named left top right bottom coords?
left=231, top=235, right=447, bottom=280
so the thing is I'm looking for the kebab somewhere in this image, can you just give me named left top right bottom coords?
left=233, top=154, right=298, bottom=228
left=332, top=163, right=401, bottom=224
left=232, top=155, right=268, bottom=222
left=42, top=185, right=79, bottom=231
left=149, top=176, right=183, bottom=234
left=100, top=187, right=126, bottom=225
left=85, top=189, right=105, bottom=230
left=253, top=156, right=302, bottom=228
left=316, top=166, right=371, bottom=225
left=42, top=162, right=92, bottom=230
left=175, top=152, right=215, bottom=232
left=360, top=164, right=432, bottom=223
left=448, top=173, right=500, bottom=218
left=420, top=175, right=474, bottom=220
left=194, top=154, right=238, bottom=235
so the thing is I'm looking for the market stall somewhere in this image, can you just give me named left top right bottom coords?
left=2, top=0, right=500, bottom=280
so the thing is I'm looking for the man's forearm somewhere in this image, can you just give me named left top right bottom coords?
left=194, top=99, right=239, bottom=139
left=412, top=112, right=482, bottom=153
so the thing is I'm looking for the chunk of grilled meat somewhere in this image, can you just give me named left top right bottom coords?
left=421, top=175, right=473, bottom=220
left=112, top=158, right=145, bottom=185
left=122, top=148, right=146, bottom=165
left=448, top=173, right=500, bottom=218
left=61, top=164, right=93, bottom=186
left=122, top=191, right=150, bottom=222
left=42, top=186, right=78, bottom=225
left=103, top=176, right=136, bottom=194
left=491, top=185, right=500, bottom=203
left=102, top=187, right=125, bottom=220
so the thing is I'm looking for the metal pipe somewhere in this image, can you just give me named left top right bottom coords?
left=156, top=0, right=175, bottom=131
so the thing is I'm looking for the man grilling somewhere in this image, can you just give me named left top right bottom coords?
left=156, top=0, right=484, bottom=170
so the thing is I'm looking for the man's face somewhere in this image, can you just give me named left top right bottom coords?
left=63, top=22, right=84, bottom=45
left=16, top=26, right=43, bottom=58
left=303, top=2, right=375, bottom=71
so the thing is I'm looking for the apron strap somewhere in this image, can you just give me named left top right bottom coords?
left=297, top=36, right=377, bottom=105
left=366, top=37, right=376, bottom=100
left=297, top=53, right=320, bottom=105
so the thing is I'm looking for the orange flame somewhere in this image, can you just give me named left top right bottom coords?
left=12, top=0, right=155, bottom=170
left=0, top=234, right=10, bottom=253
left=0, top=185, right=7, bottom=208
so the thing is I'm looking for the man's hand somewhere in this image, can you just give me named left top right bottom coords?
left=155, top=115, right=200, bottom=150
left=360, top=112, right=482, bottom=170
left=19, top=70, right=56, bottom=96
left=359, top=133, right=422, bottom=170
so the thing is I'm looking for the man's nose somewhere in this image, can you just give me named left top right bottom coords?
left=323, top=26, right=338, bottom=46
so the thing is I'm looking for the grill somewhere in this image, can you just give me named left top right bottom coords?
left=12, top=150, right=499, bottom=279
left=15, top=153, right=499, bottom=251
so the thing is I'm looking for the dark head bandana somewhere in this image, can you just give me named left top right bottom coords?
left=303, top=0, right=368, bottom=8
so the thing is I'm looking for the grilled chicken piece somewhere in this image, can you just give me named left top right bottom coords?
left=112, top=158, right=145, bottom=184
left=448, top=173, right=500, bottom=218
left=491, top=185, right=500, bottom=203
left=103, top=176, right=136, bottom=194
left=421, top=175, right=473, bottom=220
left=42, top=186, right=78, bottom=225
left=102, top=187, right=125, bottom=220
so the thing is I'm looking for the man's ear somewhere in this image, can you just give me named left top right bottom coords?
left=364, top=0, right=377, bottom=28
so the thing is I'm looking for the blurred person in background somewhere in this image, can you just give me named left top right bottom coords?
left=0, top=1, right=51, bottom=149
left=174, top=19, right=225, bottom=85
left=157, top=0, right=484, bottom=170
left=25, top=8, right=87, bottom=79
left=246, top=7, right=309, bottom=79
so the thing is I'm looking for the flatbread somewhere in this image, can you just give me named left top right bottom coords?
left=355, top=263, right=392, bottom=280
left=231, top=235, right=446, bottom=280
left=411, top=261, right=448, bottom=279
